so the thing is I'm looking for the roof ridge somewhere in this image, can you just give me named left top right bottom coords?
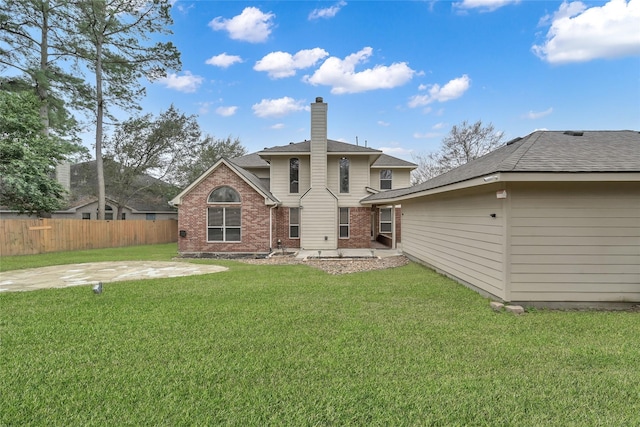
left=497, top=131, right=543, bottom=171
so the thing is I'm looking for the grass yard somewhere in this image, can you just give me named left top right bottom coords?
left=1, top=244, right=638, bottom=425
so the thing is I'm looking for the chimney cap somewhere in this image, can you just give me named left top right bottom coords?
left=315, top=97, right=323, bottom=103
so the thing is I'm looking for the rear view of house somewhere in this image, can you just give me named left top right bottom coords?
left=170, top=97, right=416, bottom=256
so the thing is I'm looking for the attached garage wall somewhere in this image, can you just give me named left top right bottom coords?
left=402, top=185, right=506, bottom=299
left=508, top=182, right=640, bottom=303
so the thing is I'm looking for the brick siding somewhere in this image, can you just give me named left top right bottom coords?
left=177, top=163, right=272, bottom=254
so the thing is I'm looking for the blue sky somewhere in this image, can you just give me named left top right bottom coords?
left=140, top=0, right=640, bottom=160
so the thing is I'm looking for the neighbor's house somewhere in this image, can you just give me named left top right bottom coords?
left=169, top=97, right=416, bottom=255
left=0, top=161, right=178, bottom=220
left=362, top=130, right=640, bottom=306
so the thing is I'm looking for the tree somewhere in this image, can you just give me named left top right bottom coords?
left=412, top=120, right=504, bottom=185
left=172, top=136, right=247, bottom=188
left=0, top=0, right=88, bottom=140
left=71, top=0, right=181, bottom=219
left=102, top=106, right=202, bottom=218
left=0, top=91, right=76, bottom=214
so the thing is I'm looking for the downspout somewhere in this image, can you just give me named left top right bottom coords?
left=269, top=204, right=278, bottom=252
left=392, top=205, right=397, bottom=249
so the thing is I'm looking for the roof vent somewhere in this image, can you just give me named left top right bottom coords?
left=506, top=137, right=522, bottom=146
left=315, top=97, right=323, bottom=103
left=563, top=131, right=584, bottom=136
left=289, top=142, right=294, bottom=145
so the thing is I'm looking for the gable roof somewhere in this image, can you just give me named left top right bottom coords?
left=363, top=130, right=640, bottom=203
left=258, top=139, right=383, bottom=155
left=230, top=152, right=270, bottom=169
left=371, top=153, right=417, bottom=169
left=169, top=158, right=279, bottom=207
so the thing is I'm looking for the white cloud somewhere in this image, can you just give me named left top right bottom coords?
left=533, top=0, right=640, bottom=63
left=432, top=122, right=447, bottom=130
left=523, top=107, right=553, bottom=119
left=270, top=123, right=285, bottom=130
left=252, top=97, right=309, bottom=118
left=157, top=71, right=203, bottom=93
left=413, top=132, right=442, bottom=139
left=453, top=0, right=520, bottom=11
left=378, top=120, right=390, bottom=127
left=303, top=47, right=416, bottom=94
left=309, top=1, right=347, bottom=20
left=408, top=75, right=471, bottom=108
left=216, top=106, right=238, bottom=117
left=206, top=53, right=243, bottom=68
left=254, top=48, right=329, bottom=79
left=209, top=7, right=275, bottom=43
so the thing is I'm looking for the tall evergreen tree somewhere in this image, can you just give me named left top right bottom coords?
left=70, top=0, right=180, bottom=219
left=0, top=0, right=87, bottom=140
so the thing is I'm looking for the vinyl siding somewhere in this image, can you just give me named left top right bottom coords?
left=508, top=182, right=640, bottom=302
left=268, top=156, right=310, bottom=205
left=401, top=187, right=505, bottom=299
left=327, top=155, right=370, bottom=204
left=300, top=187, right=338, bottom=249
left=369, top=169, right=412, bottom=190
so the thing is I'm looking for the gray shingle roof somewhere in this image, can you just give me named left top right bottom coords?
left=372, top=153, right=417, bottom=168
left=230, top=153, right=270, bottom=168
left=224, top=159, right=279, bottom=204
left=259, top=139, right=382, bottom=154
left=363, top=130, right=640, bottom=202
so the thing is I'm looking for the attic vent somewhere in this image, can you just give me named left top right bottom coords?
left=289, top=142, right=294, bottom=144
left=315, top=97, right=323, bottom=103
left=506, top=137, right=522, bottom=146
left=563, top=131, right=584, bottom=136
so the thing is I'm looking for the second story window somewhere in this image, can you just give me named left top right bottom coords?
left=380, top=169, right=392, bottom=190
left=290, top=158, right=299, bottom=193
left=339, top=157, right=349, bottom=193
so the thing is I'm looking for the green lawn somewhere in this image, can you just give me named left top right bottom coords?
left=1, top=245, right=638, bottom=425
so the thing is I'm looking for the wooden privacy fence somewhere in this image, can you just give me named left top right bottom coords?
left=0, top=218, right=178, bottom=256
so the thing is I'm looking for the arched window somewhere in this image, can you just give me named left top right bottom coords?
left=339, top=157, right=350, bottom=193
left=207, top=186, right=241, bottom=242
left=289, top=158, right=299, bottom=193
left=207, top=186, right=241, bottom=203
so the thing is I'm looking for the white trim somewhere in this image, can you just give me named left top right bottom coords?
left=170, top=158, right=278, bottom=207
left=362, top=172, right=640, bottom=205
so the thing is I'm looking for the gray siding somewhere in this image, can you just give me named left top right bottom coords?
left=402, top=187, right=505, bottom=299
left=508, top=182, right=640, bottom=302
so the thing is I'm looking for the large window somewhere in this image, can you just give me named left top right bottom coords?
left=208, top=207, right=241, bottom=241
left=380, top=208, right=392, bottom=233
left=380, top=169, right=392, bottom=190
left=339, top=207, right=349, bottom=239
left=289, top=158, right=299, bottom=193
left=207, top=186, right=241, bottom=242
left=289, top=207, right=300, bottom=239
left=339, top=157, right=349, bottom=193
